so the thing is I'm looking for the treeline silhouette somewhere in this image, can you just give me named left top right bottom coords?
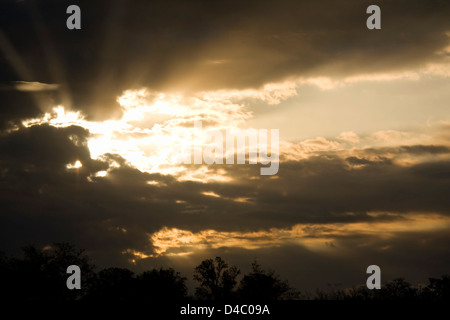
left=0, top=243, right=448, bottom=301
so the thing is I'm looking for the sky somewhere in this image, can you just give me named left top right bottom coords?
left=1, top=0, right=450, bottom=293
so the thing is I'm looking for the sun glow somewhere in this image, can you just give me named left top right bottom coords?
left=20, top=84, right=290, bottom=179
left=66, top=160, right=82, bottom=169
left=19, top=64, right=450, bottom=181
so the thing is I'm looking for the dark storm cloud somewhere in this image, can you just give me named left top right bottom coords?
left=346, top=156, right=380, bottom=165
left=0, top=125, right=161, bottom=264
left=1, top=0, right=449, bottom=121
left=1, top=121, right=450, bottom=268
left=0, top=124, right=90, bottom=167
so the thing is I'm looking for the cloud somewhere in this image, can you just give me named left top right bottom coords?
left=1, top=121, right=450, bottom=260
left=1, top=0, right=449, bottom=120
left=0, top=120, right=449, bottom=294
left=143, top=213, right=450, bottom=258
left=18, top=84, right=288, bottom=177
left=0, top=81, right=60, bottom=92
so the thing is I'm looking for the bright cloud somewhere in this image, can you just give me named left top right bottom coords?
left=142, top=213, right=450, bottom=259
left=19, top=61, right=450, bottom=181
left=20, top=83, right=293, bottom=178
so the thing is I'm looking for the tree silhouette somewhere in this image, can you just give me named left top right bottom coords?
left=0, top=251, right=15, bottom=301
left=238, top=261, right=293, bottom=300
left=87, top=267, right=188, bottom=301
left=136, top=268, right=187, bottom=301
left=1, top=242, right=450, bottom=300
left=345, top=285, right=374, bottom=300
left=88, top=267, right=136, bottom=300
left=194, top=257, right=240, bottom=300
left=375, top=278, right=417, bottom=300
left=422, top=274, right=450, bottom=300
left=2, top=242, right=95, bottom=301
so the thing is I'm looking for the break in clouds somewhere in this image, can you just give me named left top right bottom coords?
left=1, top=0, right=450, bottom=290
